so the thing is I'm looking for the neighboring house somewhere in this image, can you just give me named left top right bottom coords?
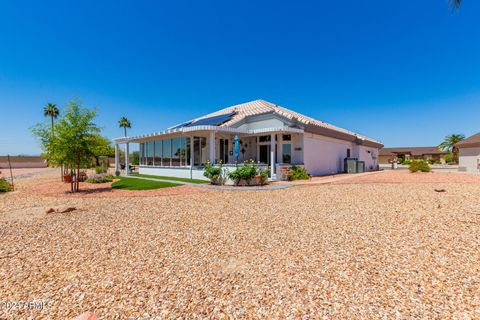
left=113, top=99, right=383, bottom=180
left=379, top=147, right=447, bottom=164
left=455, top=132, right=480, bottom=173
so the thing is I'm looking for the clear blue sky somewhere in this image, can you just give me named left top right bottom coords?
left=1, top=0, right=479, bottom=155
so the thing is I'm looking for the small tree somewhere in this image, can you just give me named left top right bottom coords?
left=33, top=100, right=101, bottom=192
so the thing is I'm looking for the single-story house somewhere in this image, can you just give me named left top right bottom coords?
left=113, top=99, right=383, bottom=180
left=379, top=147, right=447, bottom=164
left=455, top=132, right=480, bottom=173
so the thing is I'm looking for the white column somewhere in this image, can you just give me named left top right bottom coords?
left=209, top=131, right=216, bottom=164
left=125, top=142, right=129, bottom=175
left=270, top=133, right=275, bottom=180
left=114, top=144, right=120, bottom=174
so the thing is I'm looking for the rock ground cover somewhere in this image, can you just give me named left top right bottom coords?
left=0, top=171, right=479, bottom=318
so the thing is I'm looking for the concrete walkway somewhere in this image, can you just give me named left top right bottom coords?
left=122, top=171, right=384, bottom=191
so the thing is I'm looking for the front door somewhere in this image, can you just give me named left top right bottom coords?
left=259, top=145, right=270, bottom=164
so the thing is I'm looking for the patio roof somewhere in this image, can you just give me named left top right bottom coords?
left=113, top=125, right=304, bottom=144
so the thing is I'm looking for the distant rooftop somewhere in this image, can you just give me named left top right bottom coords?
left=380, top=147, right=447, bottom=157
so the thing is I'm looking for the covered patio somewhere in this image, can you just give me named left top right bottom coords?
left=113, top=125, right=305, bottom=181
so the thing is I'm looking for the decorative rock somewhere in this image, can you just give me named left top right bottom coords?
left=45, top=208, right=55, bottom=214
left=72, top=312, right=97, bottom=320
left=434, top=188, right=446, bottom=193
left=57, top=207, right=76, bottom=213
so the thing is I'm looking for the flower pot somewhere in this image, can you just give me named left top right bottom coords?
left=63, top=174, right=72, bottom=183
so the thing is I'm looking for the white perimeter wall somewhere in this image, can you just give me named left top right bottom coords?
left=138, top=166, right=209, bottom=180
left=303, top=133, right=379, bottom=176
left=459, top=147, right=480, bottom=173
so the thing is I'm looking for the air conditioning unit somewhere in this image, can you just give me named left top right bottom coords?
left=344, top=158, right=358, bottom=174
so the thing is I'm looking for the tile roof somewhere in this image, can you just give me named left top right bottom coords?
left=454, top=132, right=480, bottom=148
left=379, top=147, right=447, bottom=156
left=189, top=99, right=382, bottom=146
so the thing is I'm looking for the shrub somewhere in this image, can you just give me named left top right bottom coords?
left=288, top=165, right=310, bottom=180
left=401, top=159, right=412, bottom=165
left=203, top=161, right=227, bottom=185
left=409, top=160, right=431, bottom=173
left=0, top=178, right=13, bottom=192
left=228, top=160, right=269, bottom=185
left=86, top=174, right=114, bottom=183
left=95, top=166, right=105, bottom=174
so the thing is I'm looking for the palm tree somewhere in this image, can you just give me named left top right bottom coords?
left=439, top=134, right=465, bottom=152
left=450, top=0, right=462, bottom=9
left=44, top=103, right=60, bottom=135
left=118, top=116, right=131, bottom=137
left=439, top=133, right=465, bottom=163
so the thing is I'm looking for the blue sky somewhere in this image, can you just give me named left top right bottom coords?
left=0, top=0, right=479, bottom=155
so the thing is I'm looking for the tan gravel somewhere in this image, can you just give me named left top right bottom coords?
left=1, top=172, right=480, bottom=319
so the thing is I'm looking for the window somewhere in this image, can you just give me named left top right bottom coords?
left=347, top=148, right=351, bottom=158
left=282, top=134, right=291, bottom=141
left=259, top=135, right=271, bottom=143
left=163, top=139, right=171, bottom=166
left=282, top=144, right=292, bottom=164
left=139, top=143, right=145, bottom=165
left=154, top=141, right=162, bottom=165
left=146, top=141, right=154, bottom=165
left=219, top=139, right=229, bottom=163
left=185, top=137, right=191, bottom=166
left=193, top=137, right=207, bottom=166
left=171, top=138, right=181, bottom=166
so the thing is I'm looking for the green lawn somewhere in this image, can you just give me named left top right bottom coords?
left=111, top=177, right=181, bottom=190
left=130, top=173, right=209, bottom=184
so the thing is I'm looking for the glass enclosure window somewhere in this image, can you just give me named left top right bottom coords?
left=259, top=135, right=271, bottom=143
left=186, top=137, right=191, bottom=166
left=162, top=139, right=171, bottom=166
left=140, top=143, right=145, bottom=165
left=171, top=138, right=181, bottom=166
left=193, top=137, right=201, bottom=166
left=147, top=141, right=154, bottom=165
left=154, top=141, right=162, bottom=165
left=201, top=137, right=207, bottom=165
left=282, top=134, right=291, bottom=141
left=282, top=144, right=292, bottom=164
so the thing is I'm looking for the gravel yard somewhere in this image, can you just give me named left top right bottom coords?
left=1, top=171, right=479, bottom=318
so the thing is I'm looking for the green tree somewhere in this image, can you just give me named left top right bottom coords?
left=118, top=116, right=131, bottom=137
left=33, top=100, right=101, bottom=192
left=439, top=133, right=465, bottom=164
left=44, top=103, right=60, bottom=135
left=90, top=135, right=115, bottom=166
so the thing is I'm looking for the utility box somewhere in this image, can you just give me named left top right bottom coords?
left=344, top=158, right=358, bottom=174
left=356, top=161, right=365, bottom=173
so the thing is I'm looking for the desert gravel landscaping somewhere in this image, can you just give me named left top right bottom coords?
left=1, top=171, right=480, bottom=319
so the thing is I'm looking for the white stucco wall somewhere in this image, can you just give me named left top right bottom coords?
left=138, top=166, right=208, bottom=180
left=303, top=133, right=380, bottom=176
left=236, top=118, right=285, bottom=131
left=358, top=145, right=379, bottom=171
left=458, top=147, right=480, bottom=173
left=303, top=133, right=355, bottom=176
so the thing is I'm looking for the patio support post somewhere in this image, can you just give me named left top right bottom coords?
left=190, top=135, right=194, bottom=179
left=270, top=133, right=275, bottom=180
left=125, top=142, right=130, bottom=175
left=114, top=144, right=119, bottom=173
left=209, top=131, right=216, bottom=164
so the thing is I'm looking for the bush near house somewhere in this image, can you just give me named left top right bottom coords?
left=203, top=160, right=227, bottom=185
left=228, top=160, right=269, bottom=186
left=0, top=178, right=13, bottom=192
left=409, top=160, right=431, bottom=173
left=288, top=165, right=310, bottom=181
left=402, top=160, right=412, bottom=165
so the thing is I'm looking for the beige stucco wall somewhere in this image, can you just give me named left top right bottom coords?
left=458, top=147, right=480, bottom=173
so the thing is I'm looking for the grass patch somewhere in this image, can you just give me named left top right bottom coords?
left=131, top=173, right=208, bottom=184
left=111, top=177, right=180, bottom=190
